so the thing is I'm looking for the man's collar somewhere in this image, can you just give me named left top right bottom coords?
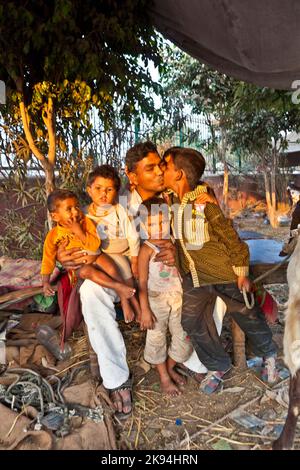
left=130, top=188, right=143, bottom=205
left=181, top=184, right=207, bottom=203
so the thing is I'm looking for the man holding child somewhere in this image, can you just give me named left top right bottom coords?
left=54, top=141, right=277, bottom=416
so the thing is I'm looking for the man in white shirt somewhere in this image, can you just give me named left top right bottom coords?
left=57, top=141, right=176, bottom=419
left=57, top=141, right=225, bottom=416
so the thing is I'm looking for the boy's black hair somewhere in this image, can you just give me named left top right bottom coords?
left=163, top=147, right=206, bottom=190
left=138, top=196, right=168, bottom=221
left=87, top=164, right=121, bottom=191
left=125, top=141, right=159, bottom=172
left=47, top=189, right=78, bottom=212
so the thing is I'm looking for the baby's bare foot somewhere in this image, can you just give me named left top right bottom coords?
left=160, top=376, right=181, bottom=396
left=115, top=283, right=135, bottom=300
left=168, top=367, right=187, bottom=386
left=120, top=298, right=135, bottom=323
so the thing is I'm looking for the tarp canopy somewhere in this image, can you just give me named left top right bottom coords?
left=150, top=0, right=300, bottom=89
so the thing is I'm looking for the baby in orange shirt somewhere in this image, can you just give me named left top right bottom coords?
left=41, top=189, right=136, bottom=321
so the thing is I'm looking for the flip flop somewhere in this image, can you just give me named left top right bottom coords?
left=199, top=370, right=228, bottom=394
left=109, top=374, right=133, bottom=420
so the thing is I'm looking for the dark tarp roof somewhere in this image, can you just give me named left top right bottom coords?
left=150, top=0, right=300, bottom=89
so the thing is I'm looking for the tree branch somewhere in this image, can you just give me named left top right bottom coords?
left=19, top=100, right=46, bottom=163
left=46, top=97, right=56, bottom=166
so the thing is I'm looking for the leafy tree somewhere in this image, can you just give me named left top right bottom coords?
left=160, top=46, right=300, bottom=225
left=228, top=84, right=300, bottom=226
left=160, top=47, right=238, bottom=213
left=0, top=0, right=161, bottom=204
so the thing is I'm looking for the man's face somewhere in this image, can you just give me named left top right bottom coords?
left=128, top=152, right=165, bottom=193
left=163, top=155, right=179, bottom=191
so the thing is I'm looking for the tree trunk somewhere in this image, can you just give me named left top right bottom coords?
left=44, top=162, right=55, bottom=196
left=219, top=125, right=229, bottom=216
left=44, top=162, right=55, bottom=229
left=269, top=149, right=278, bottom=227
left=263, top=170, right=278, bottom=227
left=20, top=95, right=56, bottom=230
left=222, top=162, right=229, bottom=216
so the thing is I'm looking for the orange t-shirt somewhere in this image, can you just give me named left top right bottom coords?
left=41, top=215, right=100, bottom=275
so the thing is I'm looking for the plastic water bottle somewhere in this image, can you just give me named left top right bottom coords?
left=35, top=324, right=72, bottom=361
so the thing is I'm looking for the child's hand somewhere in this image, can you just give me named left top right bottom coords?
left=131, top=257, right=139, bottom=280
left=65, top=219, right=83, bottom=235
left=43, top=283, right=55, bottom=297
left=140, top=308, right=156, bottom=330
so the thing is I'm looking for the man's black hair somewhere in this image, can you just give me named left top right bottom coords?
left=47, top=189, right=78, bottom=212
left=125, top=141, right=159, bottom=172
left=87, top=165, right=121, bottom=192
left=163, top=147, right=206, bottom=190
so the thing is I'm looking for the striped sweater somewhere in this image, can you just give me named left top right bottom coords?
left=171, top=185, right=249, bottom=287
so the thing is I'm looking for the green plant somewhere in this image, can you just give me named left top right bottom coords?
left=0, top=208, right=44, bottom=259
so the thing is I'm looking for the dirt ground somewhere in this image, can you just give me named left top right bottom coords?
left=113, top=214, right=298, bottom=451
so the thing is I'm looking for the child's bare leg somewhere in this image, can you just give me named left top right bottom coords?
left=95, top=253, right=124, bottom=282
left=156, top=362, right=181, bottom=396
left=125, top=277, right=142, bottom=322
left=167, top=356, right=186, bottom=386
left=79, top=263, right=135, bottom=299
left=95, top=253, right=136, bottom=299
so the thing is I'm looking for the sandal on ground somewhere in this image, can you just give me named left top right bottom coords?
left=174, top=364, right=206, bottom=384
left=199, top=370, right=227, bottom=394
left=109, top=374, right=133, bottom=420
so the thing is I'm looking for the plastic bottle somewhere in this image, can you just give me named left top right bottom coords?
left=35, top=324, right=72, bottom=361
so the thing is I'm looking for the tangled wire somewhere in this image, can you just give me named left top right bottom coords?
left=0, top=366, right=103, bottom=436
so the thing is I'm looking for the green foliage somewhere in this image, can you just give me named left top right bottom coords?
left=0, top=0, right=162, bottom=123
left=160, top=46, right=238, bottom=160
left=0, top=208, right=44, bottom=259
left=227, top=86, right=300, bottom=168
left=160, top=44, right=300, bottom=168
left=0, top=133, right=96, bottom=258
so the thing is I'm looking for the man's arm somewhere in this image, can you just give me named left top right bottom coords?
left=56, top=240, right=97, bottom=270
left=205, top=203, right=251, bottom=291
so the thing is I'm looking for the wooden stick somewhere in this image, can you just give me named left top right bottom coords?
left=54, top=358, right=89, bottom=376
left=207, top=434, right=257, bottom=446
left=196, top=424, right=233, bottom=432
left=5, top=408, right=27, bottom=439
left=134, top=416, right=141, bottom=449
left=127, top=415, right=134, bottom=438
